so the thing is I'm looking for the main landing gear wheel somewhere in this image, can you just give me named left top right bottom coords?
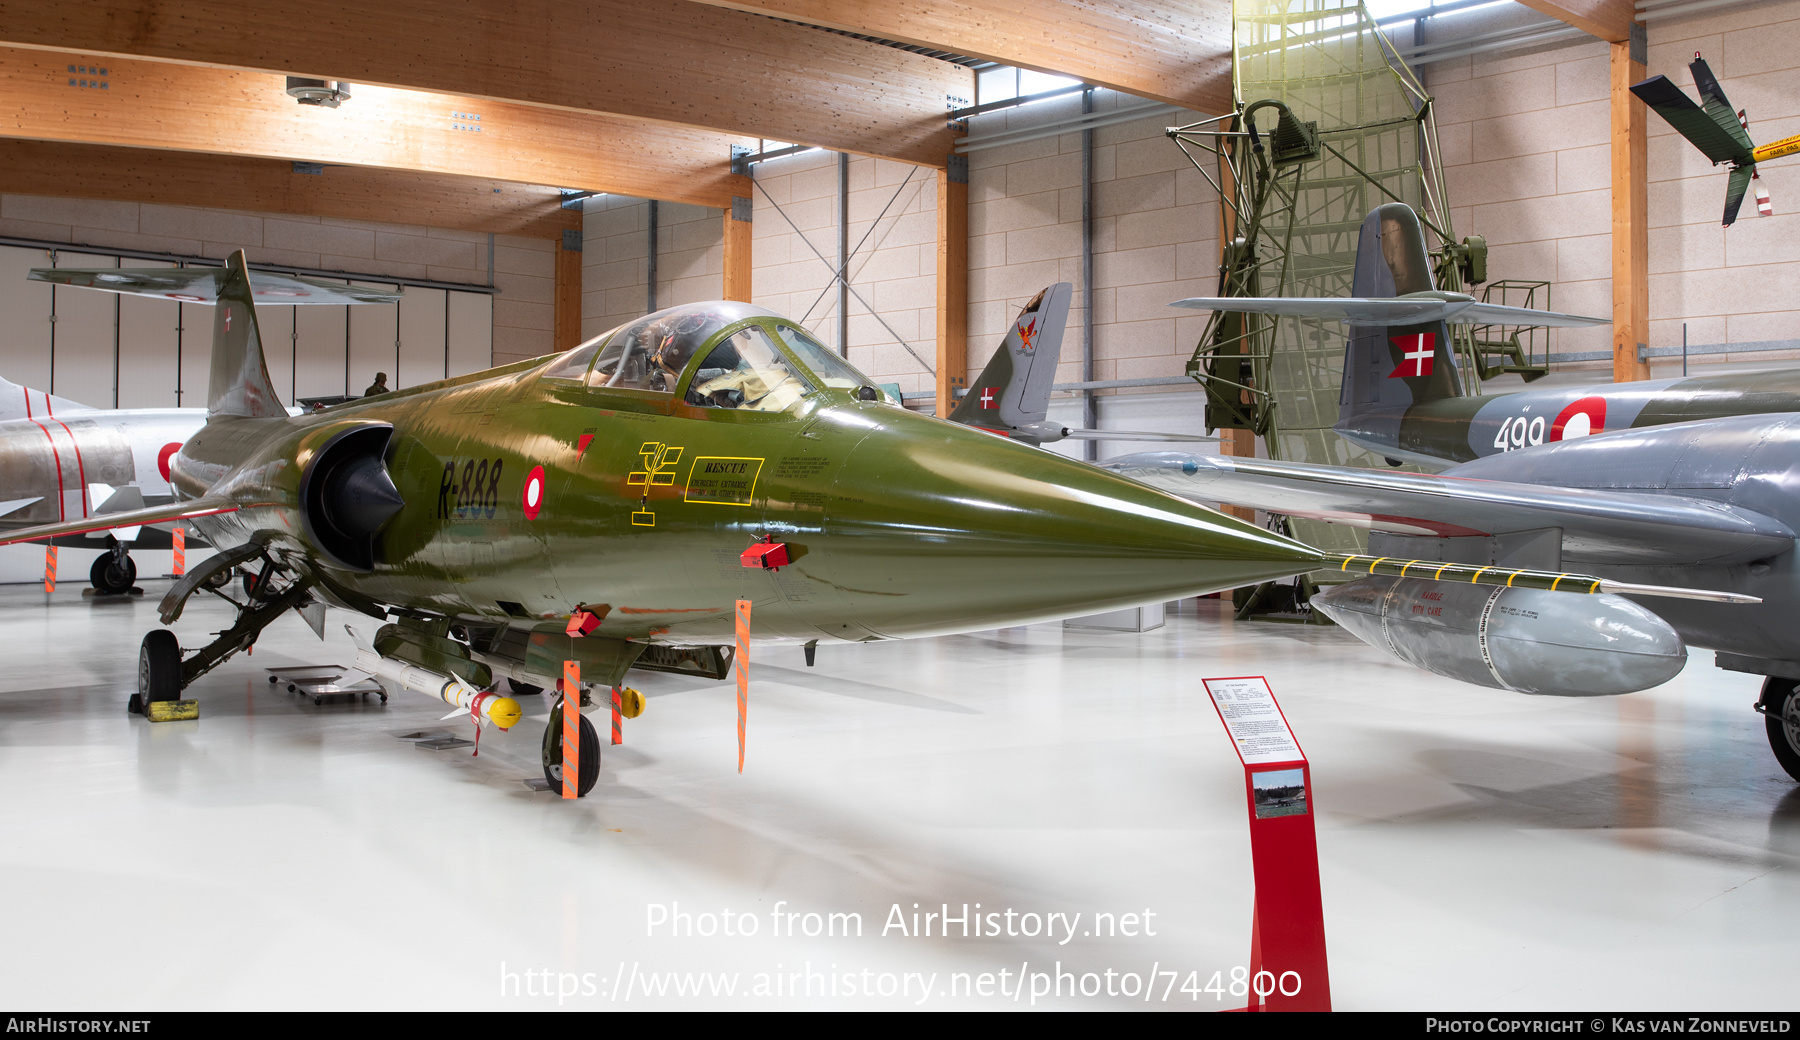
left=1761, top=677, right=1800, bottom=782
left=133, top=629, right=182, bottom=715
left=90, top=552, right=136, bottom=595
left=542, top=701, right=601, bottom=797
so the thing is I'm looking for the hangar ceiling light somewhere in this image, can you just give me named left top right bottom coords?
left=285, top=77, right=352, bottom=108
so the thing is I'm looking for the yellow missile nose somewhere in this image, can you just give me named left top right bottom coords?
left=489, top=696, right=523, bottom=730
left=619, top=687, right=645, bottom=719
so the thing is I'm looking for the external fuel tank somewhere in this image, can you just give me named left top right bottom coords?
left=1312, top=576, right=1686, bottom=696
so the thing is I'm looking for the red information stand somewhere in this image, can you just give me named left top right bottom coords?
left=1203, top=676, right=1331, bottom=1012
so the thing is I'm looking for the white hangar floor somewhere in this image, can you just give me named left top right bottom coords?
left=0, top=581, right=1794, bottom=1011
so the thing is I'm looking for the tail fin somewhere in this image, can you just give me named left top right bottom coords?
left=947, top=283, right=1072, bottom=430
left=0, top=372, right=93, bottom=421
left=208, top=251, right=286, bottom=418
left=1337, top=203, right=1459, bottom=425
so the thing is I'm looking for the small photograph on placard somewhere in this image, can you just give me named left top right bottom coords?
left=1251, top=767, right=1307, bottom=819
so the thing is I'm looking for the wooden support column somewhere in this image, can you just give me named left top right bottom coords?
left=935, top=162, right=968, bottom=418
left=723, top=196, right=753, bottom=303
left=1611, top=32, right=1651, bottom=383
left=555, top=228, right=583, bottom=354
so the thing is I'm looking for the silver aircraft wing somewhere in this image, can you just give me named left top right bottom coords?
left=1104, top=452, right=1794, bottom=567
left=0, top=497, right=239, bottom=547
left=1170, top=295, right=1608, bottom=329
left=29, top=266, right=402, bottom=305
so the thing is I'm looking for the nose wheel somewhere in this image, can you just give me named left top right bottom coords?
left=1760, top=677, right=1800, bottom=782
left=542, top=700, right=601, bottom=797
left=130, top=629, right=183, bottom=715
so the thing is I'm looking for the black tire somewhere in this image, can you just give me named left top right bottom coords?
left=1762, top=677, right=1800, bottom=782
left=138, top=629, right=182, bottom=705
left=541, top=702, right=601, bottom=797
left=508, top=678, right=543, bottom=697
left=90, top=553, right=136, bottom=595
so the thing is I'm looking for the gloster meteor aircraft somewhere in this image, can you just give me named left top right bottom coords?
left=1184, top=204, right=1800, bottom=472
left=2, top=252, right=1722, bottom=797
left=1122, top=204, right=1800, bottom=781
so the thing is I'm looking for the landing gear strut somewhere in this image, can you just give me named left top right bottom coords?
left=1759, top=677, right=1800, bottom=782
left=129, top=542, right=315, bottom=714
left=89, top=543, right=137, bottom=595
left=542, top=698, right=600, bottom=797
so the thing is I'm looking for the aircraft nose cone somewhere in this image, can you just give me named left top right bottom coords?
left=819, top=415, right=1321, bottom=637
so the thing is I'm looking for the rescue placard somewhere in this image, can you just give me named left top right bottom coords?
left=684, top=456, right=764, bottom=506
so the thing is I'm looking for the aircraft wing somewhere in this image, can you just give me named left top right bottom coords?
left=0, top=497, right=239, bottom=548
left=29, top=267, right=402, bottom=305
left=1058, top=429, right=1218, bottom=442
left=1171, top=296, right=1607, bottom=329
left=1104, top=452, right=1794, bottom=567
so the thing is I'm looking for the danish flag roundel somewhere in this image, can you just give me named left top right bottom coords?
left=157, top=442, right=182, bottom=481
left=1551, top=396, right=1607, bottom=441
left=522, top=465, right=546, bottom=520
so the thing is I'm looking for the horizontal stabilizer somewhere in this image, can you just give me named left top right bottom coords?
left=0, top=496, right=238, bottom=548
left=29, top=266, right=403, bottom=306
left=1104, top=452, right=1794, bottom=568
left=1172, top=293, right=1608, bottom=329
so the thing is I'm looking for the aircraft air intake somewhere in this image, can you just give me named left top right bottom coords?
left=300, top=423, right=404, bottom=571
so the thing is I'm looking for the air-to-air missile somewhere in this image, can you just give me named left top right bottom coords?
left=1118, top=204, right=1800, bottom=781
left=2, top=252, right=1743, bottom=796
left=1632, top=52, right=1800, bottom=227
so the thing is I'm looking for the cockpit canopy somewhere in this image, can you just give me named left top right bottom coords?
left=540, top=301, right=885, bottom=413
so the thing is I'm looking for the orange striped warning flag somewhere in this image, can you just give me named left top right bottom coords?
left=611, top=686, right=623, bottom=745
left=172, top=526, right=186, bottom=577
left=562, top=660, right=581, bottom=799
left=43, top=545, right=56, bottom=593
left=735, top=599, right=751, bottom=773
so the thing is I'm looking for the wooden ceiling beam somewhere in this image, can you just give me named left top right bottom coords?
left=0, top=139, right=581, bottom=239
left=0, top=48, right=752, bottom=210
left=686, top=0, right=1233, bottom=113
left=1517, top=0, right=1635, bottom=43
left=0, top=0, right=966, bottom=167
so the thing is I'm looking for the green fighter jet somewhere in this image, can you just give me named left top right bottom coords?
left=0, top=251, right=1330, bottom=793
left=1177, top=202, right=1800, bottom=470
left=1, top=253, right=1744, bottom=795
